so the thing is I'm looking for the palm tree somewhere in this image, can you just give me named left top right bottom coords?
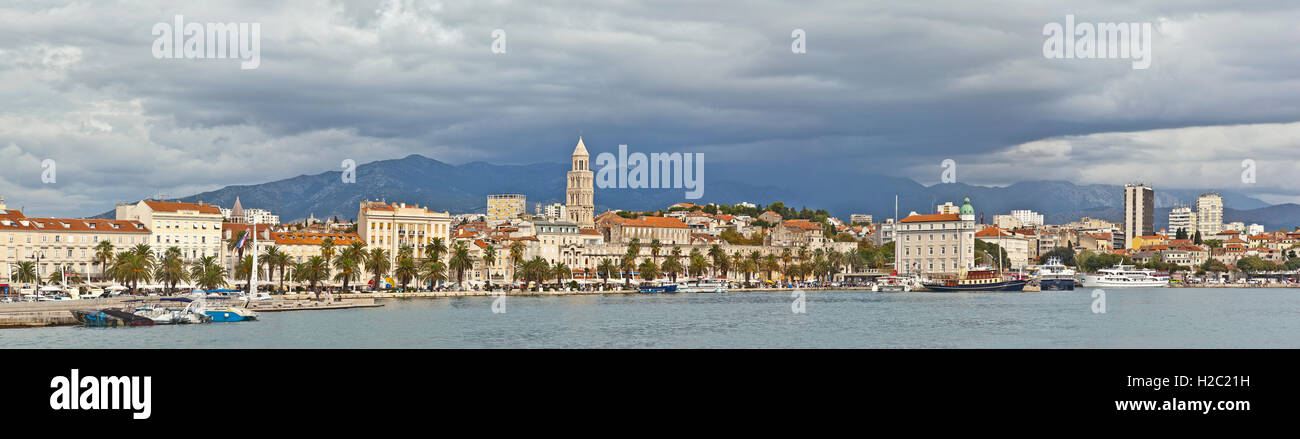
left=781, top=248, right=793, bottom=275
left=596, top=258, right=617, bottom=289
left=225, top=230, right=249, bottom=267
left=93, top=240, right=114, bottom=282
left=189, top=256, right=227, bottom=291
left=508, top=240, right=525, bottom=290
left=619, top=255, right=637, bottom=288
left=649, top=239, right=662, bottom=264
left=235, top=255, right=259, bottom=293
left=742, top=251, right=760, bottom=287
left=13, top=261, right=38, bottom=284
left=154, top=247, right=188, bottom=295
left=708, top=244, right=726, bottom=278
left=418, top=257, right=447, bottom=290
left=627, top=237, right=642, bottom=262
left=524, top=257, right=552, bottom=290
left=553, top=261, right=571, bottom=286
left=448, top=241, right=473, bottom=290
left=688, top=249, right=708, bottom=280
left=482, top=244, right=497, bottom=290
left=293, top=256, right=327, bottom=299
left=394, top=252, right=418, bottom=291
left=661, top=251, right=683, bottom=283
left=364, top=248, right=391, bottom=291
left=111, top=251, right=154, bottom=295
left=762, top=254, right=779, bottom=284
left=424, top=237, right=447, bottom=264
left=638, top=259, right=659, bottom=282
left=334, top=243, right=363, bottom=292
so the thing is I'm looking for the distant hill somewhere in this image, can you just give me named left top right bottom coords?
left=89, top=154, right=1295, bottom=229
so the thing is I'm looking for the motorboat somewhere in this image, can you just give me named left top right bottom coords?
left=70, top=309, right=156, bottom=327
left=638, top=282, right=678, bottom=293
left=677, top=279, right=728, bottom=293
left=872, top=275, right=914, bottom=292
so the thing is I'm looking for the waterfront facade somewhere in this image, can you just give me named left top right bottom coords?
left=1, top=203, right=151, bottom=283
left=566, top=137, right=595, bottom=228
left=1123, top=184, right=1154, bottom=249
left=357, top=201, right=452, bottom=262
left=895, top=198, right=976, bottom=276
left=116, top=200, right=224, bottom=261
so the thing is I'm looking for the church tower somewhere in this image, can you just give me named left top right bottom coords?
left=566, top=136, right=595, bottom=228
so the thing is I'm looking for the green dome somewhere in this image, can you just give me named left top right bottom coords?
left=959, top=197, right=974, bottom=215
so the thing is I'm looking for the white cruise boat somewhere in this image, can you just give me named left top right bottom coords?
left=1080, top=264, right=1168, bottom=288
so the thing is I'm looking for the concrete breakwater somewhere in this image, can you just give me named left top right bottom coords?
left=0, top=297, right=381, bottom=328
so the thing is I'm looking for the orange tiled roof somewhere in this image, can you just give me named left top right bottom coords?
left=144, top=200, right=221, bottom=214
left=782, top=219, right=823, bottom=231
left=900, top=213, right=960, bottom=223
left=271, top=232, right=360, bottom=246
left=0, top=217, right=150, bottom=233
left=612, top=216, right=688, bottom=229
left=579, top=228, right=602, bottom=236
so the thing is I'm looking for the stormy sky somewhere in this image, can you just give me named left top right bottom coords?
left=2, top=0, right=1299, bottom=218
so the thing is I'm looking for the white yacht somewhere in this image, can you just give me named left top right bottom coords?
left=677, top=279, right=728, bottom=293
left=1080, top=264, right=1169, bottom=288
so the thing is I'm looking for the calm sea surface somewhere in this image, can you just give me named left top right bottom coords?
left=3, top=288, right=1298, bottom=348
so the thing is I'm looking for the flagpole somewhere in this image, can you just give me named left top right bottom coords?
left=250, top=218, right=258, bottom=296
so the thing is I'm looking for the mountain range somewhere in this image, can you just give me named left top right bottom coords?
left=91, top=154, right=1300, bottom=231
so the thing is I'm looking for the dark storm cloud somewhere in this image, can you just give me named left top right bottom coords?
left=1, top=0, right=1299, bottom=216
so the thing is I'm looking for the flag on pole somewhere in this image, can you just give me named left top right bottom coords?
left=236, top=230, right=247, bottom=249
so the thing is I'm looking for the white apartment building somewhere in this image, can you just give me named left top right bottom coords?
left=1168, top=206, right=1196, bottom=236
left=1196, top=193, right=1223, bottom=236
left=357, top=200, right=452, bottom=264
left=896, top=198, right=977, bottom=276
left=116, top=200, right=224, bottom=261
left=535, top=202, right=567, bottom=221
left=1009, top=210, right=1044, bottom=227
left=1124, top=184, right=1154, bottom=249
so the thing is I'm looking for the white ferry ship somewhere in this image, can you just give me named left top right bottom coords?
left=1079, top=264, right=1169, bottom=288
left=1036, top=257, right=1076, bottom=291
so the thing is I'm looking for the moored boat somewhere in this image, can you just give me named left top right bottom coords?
left=638, top=283, right=678, bottom=293
left=1080, top=264, right=1169, bottom=288
left=1036, top=257, right=1076, bottom=291
left=71, top=309, right=157, bottom=327
left=922, top=268, right=1029, bottom=292
left=872, top=275, right=913, bottom=292
left=204, top=306, right=259, bottom=322
left=677, top=279, right=728, bottom=293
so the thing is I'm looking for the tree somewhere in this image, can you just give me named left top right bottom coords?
left=596, top=258, right=618, bottom=289
left=1201, top=258, right=1231, bottom=274
left=419, top=258, right=447, bottom=290
left=1203, top=239, right=1224, bottom=249
left=394, top=252, right=418, bottom=291
left=153, top=246, right=189, bottom=295
left=649, top=239, right=662, bottom=264
left=188, top=256, right=227, bottom=291
left=482, top=244, right=497, bottom=290
left=620, top=255, right=637, bottom=288
left=111, top=250, right=154, bottom=294
left=708, top=244, right=726, bottom=278
left=298, top=256, right=330, bottom=299
left=424, top=237, right=447, bottom=264
left=508, top=240, right=525, bottom=289
left=1175, top=228, right=1188, bottom=240
left=235, top=255, right=258, bottom=293
left=637, top=259, right=659, bottom=283
left=1235, top=256, right=1276, bottom=274
left=448, top=241, right=473, bottom=290
left=13, top=261, right=38, bottom=284
left=333, top=243, right=364, bottom=292
left=742, top=251, right=760, bottom=286
left=553, top=261, right=571, bottom=285
left=688, top=249, right=709, bottom=280
left=364, top=248, right=392, bottom=291
left=761, top=254, right=779, bottom=283
left=93, top=240, right=115, bottom=283
left=662, top=247, right=683, bottom=283
left=1039, top=247, right=1077, bottom=266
